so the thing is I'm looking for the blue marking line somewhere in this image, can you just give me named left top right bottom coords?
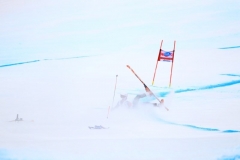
left=52, top=55, right=92, bottom=60
left=0, top=60, right=40, bottom=68
left=220, top=74, right=240, bottom=77
left=219, top=46, right=240, bottom=49
left=159, top=118, right=240, bottom=133
left=0, top=55, right=98, bottom=68
left=134, top=76, right=240, bottom=102
left=154, top=79, right=240, bottom=98
left=222, top=130, right=240, bottom=133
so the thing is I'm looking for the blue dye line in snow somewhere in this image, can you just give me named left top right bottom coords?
left=154, top=79, right=240, bottom=98
left=223, top=130, right=240, bottom=133
left=220, top=74, right=240, bottom=77
left=53, top=55, right=93, bottom=60
left=219, top=46, right=240, bottom=49
left=138, top=78, right=240, bottom=102
left=156, top=91, right=169, bottom=97
left=159, top=118, right=240, bottom=133
left=0, top=60, right=40, bottom=68
left=0, top=55, right=97, bottom=68
left=176, top=80, right=240, bottom=93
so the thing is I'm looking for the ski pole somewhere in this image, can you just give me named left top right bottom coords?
left=107, top=75, right=118, bottom=118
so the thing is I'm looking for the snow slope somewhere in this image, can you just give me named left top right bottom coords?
left=0, top=48, right=240, bottom=160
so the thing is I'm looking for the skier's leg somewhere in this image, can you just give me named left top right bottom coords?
left=132, top=93, right=146, bottom=107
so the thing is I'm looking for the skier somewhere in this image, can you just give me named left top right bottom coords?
left=114, top=92, right=164, bottom=109
left=114, top=93, right=132, bottom=109
left=132, top=93, right=164, bottom=107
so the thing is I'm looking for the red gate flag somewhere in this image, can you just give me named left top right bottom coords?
left=152, top=40, right=176, bottom=87
left=158, top=50, right=174, bottom=62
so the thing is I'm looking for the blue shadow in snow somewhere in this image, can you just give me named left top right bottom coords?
left=158, top=118, right=240, bottom=133
left=219, top=46, right=240, bottom=49
left=0, top=60, right=40, bottom=68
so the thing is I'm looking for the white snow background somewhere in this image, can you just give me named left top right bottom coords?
left=1, top=1, right=240, bottom=160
